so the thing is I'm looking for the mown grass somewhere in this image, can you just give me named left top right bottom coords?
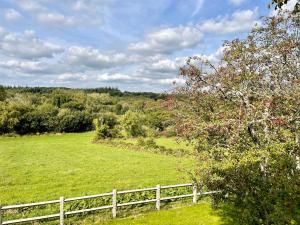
left=0, top=132, right=224, bottom=225
left=98, top=202, right=222, bottom=225
left=0, top=132, right=193, bottom=205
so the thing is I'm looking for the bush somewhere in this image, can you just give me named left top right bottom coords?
left=144, top=138, right=158, bottom=148
left=120, top=111, right=145, bottom=137
left=137, top=137, right=145, bottom=146
left=205, top=143, right=300, bottom=225
left=0, top=85, right=6, bottom=101
left=94, top=113, right=119, bottom=139
left=146, top=110, right=171, bottom=132
left=57, top=109, right=93, bottom=133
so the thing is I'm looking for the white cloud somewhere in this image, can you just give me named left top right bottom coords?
left=37, top=12, right=78, bottom=26
left=0, top=28, right=63, bottom=59
left=96, top=73, right=139, bottom=82
left=56, top=72, right=152, bottom=84
left=67, top=46, right=139, bottom=69
left=4, top=9, right=22, bottom=21
left=199, top=9, right=259, bottom=34
left=72, top=0, right=90, bottom=11
left=192, top=0, right=205, bottom=16
left=57, top=73, right=87, bottom=81
left=16, top=0, right=44, bottom=11
left=270, top=0, right=299, bottom=16
left=158, top=78, right=185, bottom=85
left=0, top=60, right=44, bottom=73
left=200, top=46, right=226, bottom=63
left=229, top=0, right=246, bottom=6
left=128, top=26, right=203, bottom=55
left=145, top=59, right=178, bottom=73
left=140, top=57, right=186, bottom=76
left=282, top=0, right=299, bottom=11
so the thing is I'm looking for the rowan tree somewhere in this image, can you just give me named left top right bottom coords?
left=173, top=11, right=300, bottom=224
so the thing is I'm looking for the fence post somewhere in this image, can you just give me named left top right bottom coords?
left=156, top=185, right=160, bottom=210
left=0, top=205, right=2, bottom=225
left=193, top=184, right=198, bottom=204
left=59, top=196, right=64, bottom=225
left=112, top=189, right=117, bottom=218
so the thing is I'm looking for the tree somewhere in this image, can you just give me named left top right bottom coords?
left=0, top=86, right=6, bottom=101
left=94, top=113, right=119, bottom=139
left=120, top=110, right=145, bottom=137
left=173, top=12, right=300, bottom=224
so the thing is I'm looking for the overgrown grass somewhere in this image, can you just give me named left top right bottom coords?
left=122, top=137, right=194, bottom=152
left=0, top=132, right=193, bottom=205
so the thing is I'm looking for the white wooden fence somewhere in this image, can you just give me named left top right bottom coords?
left=0, top=183, right=219, bottom=225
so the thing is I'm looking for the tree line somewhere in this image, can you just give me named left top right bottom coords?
left=0, top=87, right=172, bottom=136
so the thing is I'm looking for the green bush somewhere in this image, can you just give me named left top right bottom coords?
left=94, top=113, right=119, bottom=139
left=137, top=138, right=158, bottom=149
left=57, top=109, right=93, bottom=133
left=137, top=137, right=145, bottom=146
left=146, top=110, right=171, bottom=132
left=0, top=85, right=6, bottom=101
left=144, top=138, right=158, bottom=149
left=205, top=143, right=300, bottom=225
left=120, top=111, right=145, bottom=137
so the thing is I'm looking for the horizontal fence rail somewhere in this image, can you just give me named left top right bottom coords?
left=0, top=183, right=220, bottom=225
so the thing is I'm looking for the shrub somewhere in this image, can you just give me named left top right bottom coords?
left=120, top=111, right=145, bottom=137
left=0, top=85, right=6, bottom=101
left=137, top=137, right=145, bottom=146
left=144, top=138, right=158, bottom=149
left=146, top=110, right=171, bottom=132
left=94, top=113, right=119, bottom=139
left=57, top=109, right=93, bottom=133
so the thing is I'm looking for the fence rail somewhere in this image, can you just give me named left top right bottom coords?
left=0, top=183, right=219, bottom=225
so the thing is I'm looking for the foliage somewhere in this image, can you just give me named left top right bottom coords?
left=137, top=137, right=159, bottom=149
left=0, top=87, right=172, bottom=135
left=174, top=12, right=300, bottom=225
left=270, top=0, right=300, bottom=13
left=0, top=85, right=6, bottom=101
left=120, top=110, right=146, bottom=137
left=94, top=113, right=119, bottom=139
left=57, top=109, right=93, bottom=133
left=146, top=110, right=172, bottom=132
left=114, top=137, right=192, bottom=157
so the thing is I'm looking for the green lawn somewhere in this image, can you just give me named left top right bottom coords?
left=98, top=203, right=221, bottom=225
left=0, top=132, right=192, bottom=205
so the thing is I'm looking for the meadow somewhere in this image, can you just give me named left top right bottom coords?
left=0, top=132, right=194, bottom=205
left=0, top=132, right=225, bottom=225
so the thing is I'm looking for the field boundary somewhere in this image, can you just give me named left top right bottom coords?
left=0, top=183, right=219, bottom=225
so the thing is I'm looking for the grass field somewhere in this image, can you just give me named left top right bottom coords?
left=100, top=202, right=222, bottom=225
left=0, top=132, right=224, bottom=225
left=0, top=132, right=193, bottom=205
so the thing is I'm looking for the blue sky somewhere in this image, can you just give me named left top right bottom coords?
left=0, top=0, right=297, bottom=92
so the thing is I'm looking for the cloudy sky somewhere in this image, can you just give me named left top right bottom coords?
left=0, top=0, right=297, bottom=92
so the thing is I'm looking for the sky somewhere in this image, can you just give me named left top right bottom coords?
left=0, top=0, right=298, bottom=92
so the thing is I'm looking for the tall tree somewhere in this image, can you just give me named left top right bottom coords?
left=173, top=11, right=300, bottom=224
